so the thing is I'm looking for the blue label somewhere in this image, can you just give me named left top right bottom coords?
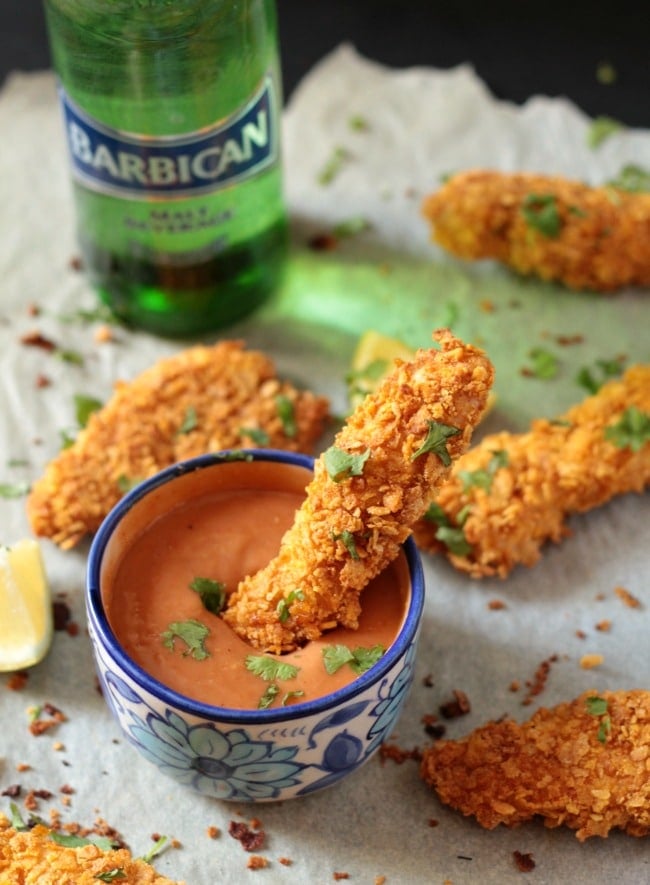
left=59, top=77, right=277, bottom=200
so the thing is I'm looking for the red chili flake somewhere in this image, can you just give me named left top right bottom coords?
left=6, top=671, right=29, bottom=691
left=52, top=600, right=72, bottom=631
left=1, top=785, right=21, bottom=798
left=333, top=874, right=350, bottom=881
left=439, top=689, right=471, bottom=719
left=20, top=331, right=57, bottom=351
left=513, top=850, right=536, bottom=872
left=378, top=742, right=422, bottom=765
left=308, top=232, right=339, bottom=251
left=228, top=820, right=266, bottom=852
left=521, top=655, right=558, bottom=706
left=35, top=374, right=52, bottom=389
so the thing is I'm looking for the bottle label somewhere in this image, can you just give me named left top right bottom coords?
left=58, top=77, right=278, bottom=200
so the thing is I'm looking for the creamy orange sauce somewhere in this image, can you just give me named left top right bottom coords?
left=102, top=460, right=410, bottom=710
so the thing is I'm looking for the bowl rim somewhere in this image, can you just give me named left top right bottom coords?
left=86, top=449, right=425, bottom=725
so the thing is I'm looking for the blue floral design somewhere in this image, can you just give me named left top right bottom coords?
left=365, top=643, right=417, bottom=755
left=126, top=709, right=305, bottom=800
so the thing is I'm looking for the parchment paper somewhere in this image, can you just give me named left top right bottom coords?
left=0, top=44, right=648, bottom=884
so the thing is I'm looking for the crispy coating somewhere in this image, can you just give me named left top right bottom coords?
left=223, top=329, right=494, bottom=652
left=26, top=341, right=329, bottom=549
left=0, top=817, right=183, bottom=884
left=413, top=365, right=650, bottom=577
left=420, top=690, right=650, bottom=840
left=422, top=169, right=650, bottom=291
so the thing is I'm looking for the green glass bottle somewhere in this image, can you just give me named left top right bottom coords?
left=43, top=0, right=287, bottom=338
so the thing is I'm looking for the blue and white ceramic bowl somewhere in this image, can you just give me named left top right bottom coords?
left=86, top=450, right=425, bottom=802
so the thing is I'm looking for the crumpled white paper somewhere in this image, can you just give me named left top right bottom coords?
left=0, top=44, right=648, bottom=884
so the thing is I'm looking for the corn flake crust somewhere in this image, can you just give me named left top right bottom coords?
left=420, top=689, right=650, bottom=841
left=422, top=169, right=650, bottom=291
left=0, top=817, right=183, bottom=884
left=413, top=364, right=650, bottom=577
left=26, top=340, right=330, bottom=549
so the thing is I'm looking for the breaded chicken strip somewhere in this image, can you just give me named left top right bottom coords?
left=420, top=689, right=650, bottom=841
left=413, top=364, right=650, bottom=577
left=223, top=329, right=494, bottom=652
left=0, top=816, right=183, bottom=884
left=422, top=169, right=650, bottom=291
left=27, top=341, right=329, bottom=549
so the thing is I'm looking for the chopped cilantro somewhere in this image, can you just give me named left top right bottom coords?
left=575, top=357, right=625, bottom=394
left=348, top=114, right=369, bottom=131
left=245, top=655, right=299, bottom=682
left=50, top=832, right=115, bottom=850
left=276, top=590, right=304, bottom=623
left=458, top=449, right=509, bottom=493
left=116, top=474, right=142, bottom=494
left=74, top=394, right=102, bottom=428
left=94, top=870, right=127, bottom=882
left=0, top=481, right=30, bottom=499
left=275, top=394, right=297, bottom=437
left=332, top=529, right=360, bottom=560
left=587, top=115, right=623, bottom=149
left=240, top=426, right=270, bottom=446
left=521, top=193, right=562, bottom=238
left=282, top=689, right=305, bottom=706
left=190, top=577, right=227, bottom=615
left=596, top=60, right=617, bottom=84
left=177, top=405, right=198, bottom=434
left=607, top=163, right=650, bottom=193
left=9, top=802, right=27, bottom=830
left=161, top=619, right=210, bottom=660
left=324, top=446, right=370, bottom=482
left=317, top=146, right=350, bottom=185
left=411, top=421, right=461, bottom=465
left=525, top=347, right=560, bottom=380
left=139, top=835, right=169, bottom=864
left=217, top=450, right=254, bottom=462
left=585, top=695, right=612, bottom=744
left=58, top=305, right=116, bottom=325
left=332, top=216, right=371, bottom=238
left=423, top=502, right=473, bottom=557
left=258, top=683, right=280, bottom=709
left=60, top=428, right=76, bottom=449
left=604, top=407, right=650, bottom=451
left=56, top=348, right=84, bottom=366
left=322, top=643, right=385, bottom=675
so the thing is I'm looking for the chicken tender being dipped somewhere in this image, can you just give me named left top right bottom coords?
left=422, top=169, right=650, bottom=291
left=420, top=689, right=650, bottom=841
left=27, top=341, right=330, bottom=549
left=413, top=364, right=650, bottom=578
left=223, top=329, right=494, bottom=652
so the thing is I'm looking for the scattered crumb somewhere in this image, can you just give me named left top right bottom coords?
left=374, top=876, right=387, bottom=885
left=278, top=857, right=293, bottom=867
left=247, top=855, right=269, bottom=870
left=379, top=743, right=422, bottom=765
left=615, top=586, right=642, bottom=609
left=575, top=629, right=587, bottom=639
left=6, top=672, right=29, bottom=691
left=580, top=653, right=604, bottom=670
left=52, top=742, right=65, bottom=752
left=487, top=599, right=507, bottom=610
left=333, top=873, right=350, bottom=881
left=521, top=654, right=558, bottom=706
left=28, top=704, right=67, bottom=736
left=93, top=324, right=114, bottom=343
left=439, top=689, right=471, bottom=719
left=595, top=620, right=612, bottom=632
left=228, top=820, right=265, bottom=852
left=428, top=818, right=439, bottom=828
left=513, top=850, right=536, bottom=872
left=206, top=825, right=220, bottom=839
left=422, top=673, right=434, bottom=687
left=509, top=681, right=520, bottom=692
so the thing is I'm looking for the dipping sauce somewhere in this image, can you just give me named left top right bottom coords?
left=102, top=459, right=411, bottom=710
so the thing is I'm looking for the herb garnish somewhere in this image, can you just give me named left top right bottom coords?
left=240, top=426, right=270, bottom=446
left=95, top=870, right=127, bottom=882
left=0, top=481, right=30, bottom=499
left=245, top=655, right=299, bottom=682
left=345, top=358, right=389, bottom=404
left=9, top=802, right=27, bottom=830
left=56, top=348, right=85, bottom=366
left=139, top=835, right=169, bottom=864
left=116, top=474, right=143, bottom=494
left=317, top=146, right=350, bottom=185
left=275, top=394, right=297, bottom=437
left=276, top=590, right=304, bottom=623
left=332, top=216, right=371, bottom=238
left=585, top=695, right=612, bottom=743
left=161, top=619, right=210, bottom=660
left=458, top=449, right=508, bottom=493
left=74, top=394, right=103, bottom=428
left=423, top=502, right=472, bottom=557
left=348, top=114, right=369, bottom=131
left=178, top=405, right=198, bottom=434
left=50, top=832, right=115, bottom=850
left=332, top=529, right=360, bottom=560
left=521, top=193, right=562, bottom=238
left=411, top=421, right=461, bottom=465
left=324, top=446, right=370, bottom=482
left=524, top=347, right=559, bottom=380
left=258, top=683, right=280, bottom=709
left=322, top=643, right=385, bottom=675
left=575, top=357, right=625, bottom=394
left=190, top=577, right=227, bottom=615
left=604, top=407, right=650, bottom=451
left=587, top=116, right=623, bottom=149
left=607, top=163, right=650, bottom=193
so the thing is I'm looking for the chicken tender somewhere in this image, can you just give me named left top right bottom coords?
left=420, top=689, right=650, bottom=841
left=413, top=364, right=650, bottom=578
left=223, top=329, right=494, bottom=652
left=27, top=341, right=330, bottom=549
left=0, top=816, right=183, bottom=884
left=422, top=169, right=650, bottom=291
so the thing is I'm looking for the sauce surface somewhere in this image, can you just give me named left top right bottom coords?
left=103, top=475, right=410, bottom=710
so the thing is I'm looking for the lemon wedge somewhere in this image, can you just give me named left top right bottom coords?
left=347, top=331, right=415, bottom=408
left=0, top=539, right=53, bottom=671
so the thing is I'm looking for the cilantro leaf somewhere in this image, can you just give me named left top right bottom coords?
left=458, top=449, right=508, bottom=493
left=116, top=474, right=143, bottom=494
left=74, top=394, right=102, bottom=428
left=258, top=683, right=280, bottom=709
left=317, top=146, right=350, bottom=185
left=276, top=590, right=304, bottom=623
left=322, top=644, right=355, bottom=674
left=435, top=525, right=473, bottom=557
left=521, top=193, right=562, bottom=237
left=604, top=407, right=650, bottom=451
left=190, top=577, right=227, bottom=615
left=324, top=446, right=370, bottom=481
left=245, top=655, right=299, bottom=682
left=139, top=835, right=169, bottom=864
left=332, top=216, right=371, bottom=238
left=585, top=695, right=608, bottom=717
left=240, top=427, right=270, bottom=446
left=178, top=406, right=198, bottom=435
left=282, top=689, right=305, bottom=706
left=0, top=481, right=30, bottom=499
left=411, top=421, right=461, bottom=465
left=50, top=832, right=115, bottom=850
left=575, top=357, right=625, bottom=394
left=607, top=163, right=650, bottom=193
left=587, top=115, right=623, bottom=149
left=275, top=394, right=297, bottom=437
left=322, top=643, right=385, bottom=675
left=94, top=870, right=127, bottom=882
left=525, top=347, right=559, bottom=380
left=9, top=802, right=27, bottom=830
left=161, top=619, right=210, bottom=660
